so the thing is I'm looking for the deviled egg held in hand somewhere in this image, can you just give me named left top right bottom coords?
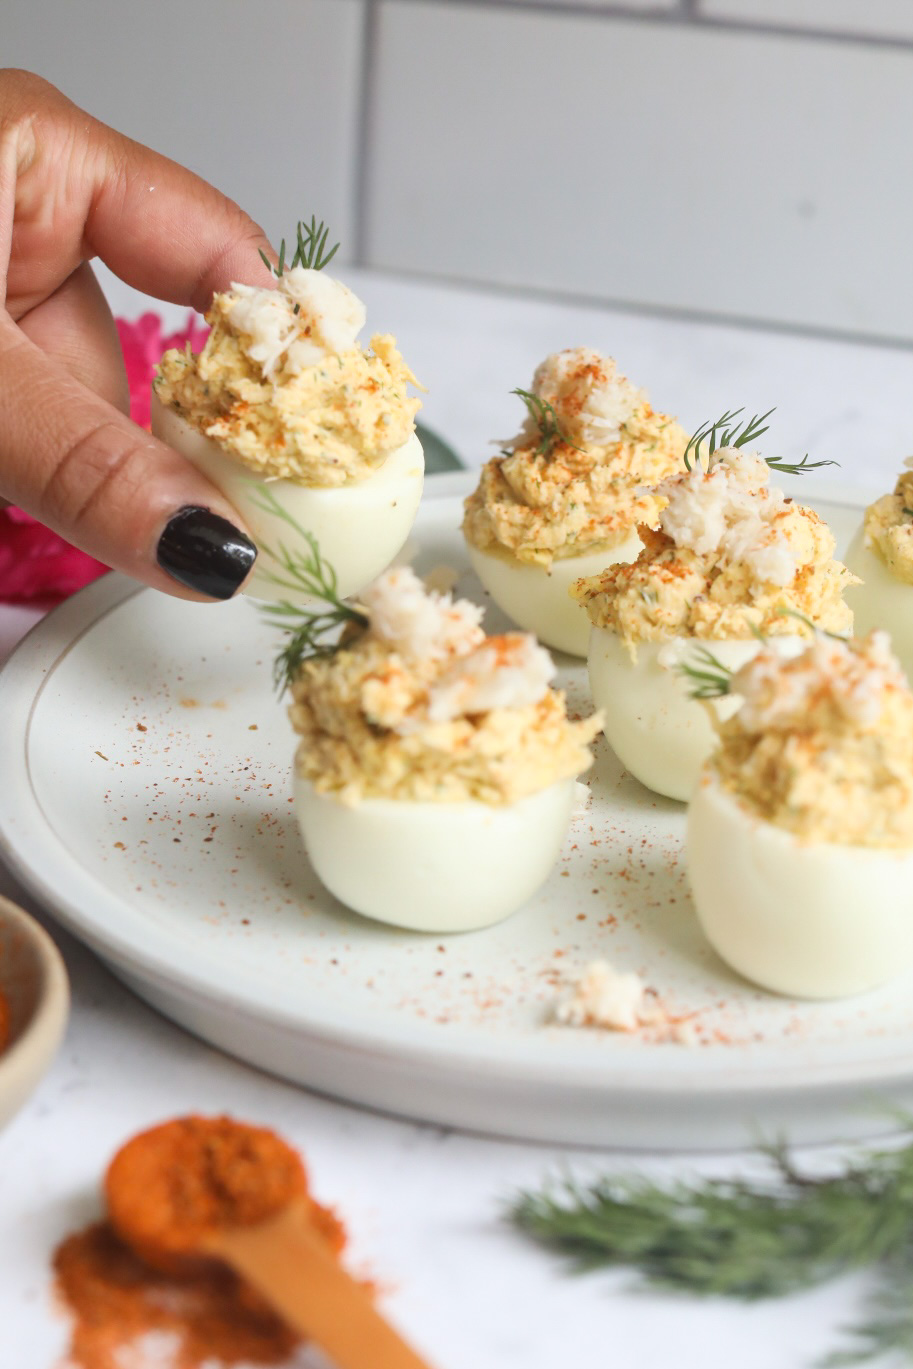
left=462, top=349, right=687, bottom=656
left=572, top=411, right=854, bottom=802
left=285, top=567, right=601, bottom=932
left=687, top=632, right=913, bottom=999
left=152, top=219, right=424, bottom=600
left=845, top=456, right=913, bottom=679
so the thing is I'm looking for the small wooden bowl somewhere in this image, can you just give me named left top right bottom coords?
left=0, top=896, right=69, bottom=1131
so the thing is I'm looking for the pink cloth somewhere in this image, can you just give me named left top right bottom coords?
left=0, top=311, right=209, bottom=605
left=116, top=311, right=210, bottom=431
left=0, top=506, right=109, bottom=603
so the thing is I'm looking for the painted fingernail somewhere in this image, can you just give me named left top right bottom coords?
left=156, top=506, right=257, bottom=599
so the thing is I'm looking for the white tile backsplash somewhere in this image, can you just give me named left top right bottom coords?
left=2, top=0, right=366, bottom=260
left=365, top=2, right=913, bottom=341
left=699, top=0, right=913, bottom=42
left=6, top=0, right=913, bottom=342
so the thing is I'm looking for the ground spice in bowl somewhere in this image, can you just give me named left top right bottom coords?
left=53, top=1116, right=346, bottom=1369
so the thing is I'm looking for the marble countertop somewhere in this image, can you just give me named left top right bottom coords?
left=3, top=268, right=911, bottom=1368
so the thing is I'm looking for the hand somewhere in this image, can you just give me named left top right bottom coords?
left=0, top=68, right=276, bottom=599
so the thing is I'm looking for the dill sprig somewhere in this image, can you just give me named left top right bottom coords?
left=508, top=387, right=583, bottom=459
left=682, top=406, right=838, bottom=477
left=258, top=215, right=340, bottom=280
left=821, top=1255, right=913, bottom=1367
left=776, top=606, right=849, bottom=642
left=509, top=1128, right=913, bottom=1365
left=903, top=507, right=913, bottom=518
left=766, top=451, right=839, bottom=476
left=683, top=406, right=774, bottom=470
left=676, top=645, right=734, bottom=699
left=676, top=611, right=850, bottom=700
left=251, top=487, right=367, bottom=694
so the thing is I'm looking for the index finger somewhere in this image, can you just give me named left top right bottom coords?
left=2, top=70, right=276, bottom=313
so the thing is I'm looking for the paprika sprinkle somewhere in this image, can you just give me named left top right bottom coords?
left=53, top=1115, right=345, bottom=1369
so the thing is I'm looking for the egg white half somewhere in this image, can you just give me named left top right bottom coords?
left=151, top=391, right=424, bottom=601
left=588, top=631, right=805, bottom=802
left=844, top=524, right=913, bottom=681
left=294, top=774, right=576, bottom=932
left=466, top=532, right=642, bottom=658
left=687, top=769, right=913, bottom=999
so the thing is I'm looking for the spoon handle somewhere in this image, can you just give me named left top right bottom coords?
left=210, top=1202, right=434, bottom=1369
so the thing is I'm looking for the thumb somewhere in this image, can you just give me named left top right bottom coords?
left=0, top=319, right=257, bottom=600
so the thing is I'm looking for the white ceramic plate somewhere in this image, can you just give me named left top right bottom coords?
left=1, top=474, right=910, bottom=1149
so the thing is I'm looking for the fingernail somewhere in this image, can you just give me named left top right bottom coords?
left=156, top=506, right=257, bottom=599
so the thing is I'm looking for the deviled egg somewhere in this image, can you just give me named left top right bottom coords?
left=153, top=223, right=424, bottom=600
left=687, top=632, right=913, bottom=999
left=462, top=349, right=687, bottom=655
left=844, top=457, right=913, bottom=678
left=287, top=567, right=601, bottom=932
left=573, top=415, right=856, bottom=801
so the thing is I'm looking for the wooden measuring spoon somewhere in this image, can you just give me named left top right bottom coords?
left=105, top=1115, right=434, bottom=1369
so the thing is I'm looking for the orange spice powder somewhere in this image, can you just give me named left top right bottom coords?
left=53, top=1117, right=346, bottom=1369
left=0, top=989, right=10, bottom=1054
left=104, top=1116, right=313, bottom=1273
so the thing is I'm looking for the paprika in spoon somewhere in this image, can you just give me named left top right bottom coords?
left=104, top=1115, right=434, bottom=1369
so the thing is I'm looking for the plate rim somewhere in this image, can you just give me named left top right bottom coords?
left=3, top=476, right=912, bottom=1107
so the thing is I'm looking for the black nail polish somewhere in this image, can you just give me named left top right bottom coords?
left=156, top=506, right=257, bottom=599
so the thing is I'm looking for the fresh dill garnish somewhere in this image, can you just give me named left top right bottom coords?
left=903, top=507, right=913, bottom=518
left=509, top=1126, right=913, bottom=1366
left=765, top=452, right=839, bottom=476
left=258, top=214, right=340, bottom=281
left=683, top=407, right=774, bottom=471
left=682, top=406, right=838, bottom=477
left=818, top=1260, right=913, bottom=1367
left=776, top=606, right=850, bottom=642
left=510, top=387, right=584, bottom=459
left=677, top=612, right=849, bottom=700
left=675, top=644, right=734, bottom=699
left=251, top=486, right=367, bottom=694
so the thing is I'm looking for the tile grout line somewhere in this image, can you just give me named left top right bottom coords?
left=388, top=0, right=913, bottom=53
left=353, top=0, right=382, bottom=267
left=689, top=7, right=913, bottom=50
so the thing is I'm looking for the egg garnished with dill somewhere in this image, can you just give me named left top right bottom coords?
left=269, top=541, right=601, bottom=932
left=844, top=456, right=913, bottom=682
left=152, top=217, right=424, bottom=601
left=462, top=349, right=687, bottom=656
left=687, top=630, right=913, bottom=999
left=572, top=409, right=854, bottom=801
